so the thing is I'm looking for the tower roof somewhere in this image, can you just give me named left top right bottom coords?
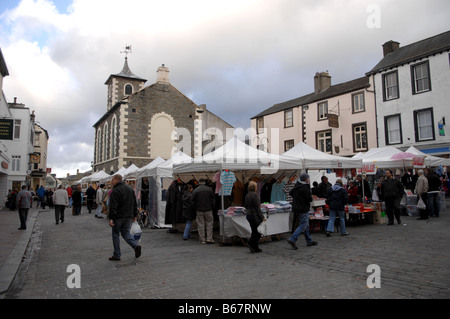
left=105, top=57, right=147, bottom=84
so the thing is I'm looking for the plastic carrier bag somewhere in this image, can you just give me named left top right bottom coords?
left=130, top=221, right=142, bottom=242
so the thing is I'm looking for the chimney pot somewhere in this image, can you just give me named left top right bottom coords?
left=156, top=64, right=170, bottom=84
left=314, top=72, right=332, bottom=94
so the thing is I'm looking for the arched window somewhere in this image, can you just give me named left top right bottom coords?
left=111, top=117, right=117, bottom=158
left=125, top=84, right=133, bottom=95
left=97, top=128, right=102, bottom=163
left=103, top=123, right=109, bottom=160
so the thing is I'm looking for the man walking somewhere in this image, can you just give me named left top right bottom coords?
left=16, top=185, right=32, bottom=230
left=380, top=169, right=404, bottom=225
left=53, top=185, right=69, bottom=224
left=95, top=184, right=105, bottom=219
left=287, top=173, right=317, bottom=250
left=108, top=174, right=141, bottom=261
left=191, top=178, right=215, bottom=244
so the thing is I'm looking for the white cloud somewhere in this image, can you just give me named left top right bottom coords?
left=1, top=0, right=450, bottom=177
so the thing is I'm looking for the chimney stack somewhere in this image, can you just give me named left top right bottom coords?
left=314, top=72, right=331, bottom=94
left=156, top=64, right=170, bottom=84
left=382, top=40, right=400, bottom=57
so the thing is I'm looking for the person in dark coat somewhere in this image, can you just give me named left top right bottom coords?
left=287, top=173, right=317, bottom=250
left=326, top=179, right=349, bottom=237
left=182, top=184, right=195, bottom=240
left=85, top=184, right=96, bottom=214
left=72, top=184, right=83, bottom=216
left=244, top=181, right=265, bottom=253
left=108, top=174, right=141, bottom=261
left=380, top=169, right=404, bottom=225
left=317, top=176, right=332, bottom=198
left=426, top=169, right=441, bottom=218
left=191, top=179, right=215, bottom=244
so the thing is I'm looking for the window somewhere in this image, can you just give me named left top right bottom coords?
left=103, top=123, right=109, bottom=161
left=257, top=117, right=264, bottom=134
left=111, top=118, right=116, bottom=158
left=318, top=102, right=328, bottom=120
left=284, top=140, right=295, bottom=152
left=125, top=84, right=133, bottom=95
left=284, top=109, right=293, bottom=128
left=383, top=71, right=399, bottom=101
left=12, top=156, right=20, bottom=172
left=353, top=123, right=368, bottom=152
left=385, top=114, right=402, bottom=145
left=14, top=119, right=21, bottom=139
left=352, top=92, right=365, bottom=113
left=412, top=61, right=431, bottom=94
left=414, top=108, right=435, bottom=142
left=316, top=130, right=332, bottom=154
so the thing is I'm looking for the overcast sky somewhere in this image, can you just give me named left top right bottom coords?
left=1, top=0, right=449, bottom=178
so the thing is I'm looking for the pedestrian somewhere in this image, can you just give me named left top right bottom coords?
left=108, top=174, right=141, bottom=261
left=244, top=181, right=265, bottom=253
left=326, top=179, right=349, bottom=237
left=95, top=184, right=105, bottom=219
left=191, top=178, right=215, bottom=244
left=66, top=185, right=73, bottom=207
left=72, top=184, right=83, bottom=216
left=16, top=185, right=32, bottom=230
left=357, top=174, right=372, bottom=202
left=86, top=184, right=96, bottom=214
left=317, top=176, right=332, bottom=198
left=287, top=173, right=318, bottom=250
left=53, top=185, right=69, bottom=225
left=347, top=180, right=358, bottom=204
left=380, top=169, right=404, bottom=225
left=414, top=169, right=429, bottom=220
left=182, top=184, right=195, bottom=240
left=426, top=169, right=441, bottom=218
left=37, top=185, right=46, bottom=209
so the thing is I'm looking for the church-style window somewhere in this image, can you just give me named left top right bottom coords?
left=125, top=84, right=133, bottom=95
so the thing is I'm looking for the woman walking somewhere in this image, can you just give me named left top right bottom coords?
left=244, top=181, right=265, bottom=253
left=326, top=179, right=349, bottom=237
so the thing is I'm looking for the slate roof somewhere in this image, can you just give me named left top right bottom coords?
left=104, top=57, right=147, bottom=84
left=367, top=30, right=450, bottom=75
left=251, top=76, right=369, bottom=119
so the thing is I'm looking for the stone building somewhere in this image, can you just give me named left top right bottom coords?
left=93, top=58, right=233, bottom=173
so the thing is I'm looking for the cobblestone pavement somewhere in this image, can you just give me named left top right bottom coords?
left=3, top=202, right=450, bottom=300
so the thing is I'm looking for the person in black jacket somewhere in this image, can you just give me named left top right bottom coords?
left=108, top=174, right=141, bottom=261
left=380, top=169, right=404, bottom=225
left=326, top=179, right=349, bottom=237
left=287, top=173, right=317, bottom=250
left=426, top=169, right=441, bottom=218
left=192, top=179, right=215, bottom=244
left=182, top=184, right=195, bottom=240
left=244, top=181, right=265, bottom=253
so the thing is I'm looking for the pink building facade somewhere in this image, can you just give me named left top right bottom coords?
left=251, top=72, right=377, bottom=157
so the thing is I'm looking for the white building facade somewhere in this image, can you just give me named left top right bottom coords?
left=367, top=31, right=450, bottom=157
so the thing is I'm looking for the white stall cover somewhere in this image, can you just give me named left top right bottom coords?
left=352, top=146, right=404, bottom=168
left=136, top=156, right=166, bottom=180
left=282, top=142, right=363, bottom=169
left=155, top=151, right=192, bottom=177
left=123, top=164, right=140, bottom=180
left=174, top=137, right=299, bottom=173
left=406, top=146, right=450, bottom=167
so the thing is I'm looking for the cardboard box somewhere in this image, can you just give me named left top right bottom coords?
left=373, top=211, right=387, bottom=224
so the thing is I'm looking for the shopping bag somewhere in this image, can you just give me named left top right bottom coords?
left=257, top=214, right=269, bottom=236
left=417, top=198, right=426, bottom=210
left=130, top=221, right=142, bottom=241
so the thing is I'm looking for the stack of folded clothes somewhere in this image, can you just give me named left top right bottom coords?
left=273, top=201, right=292, bottom=212
left=260, top=203, right=277, bottom=214
left=225, top=206, right=247, bottom=215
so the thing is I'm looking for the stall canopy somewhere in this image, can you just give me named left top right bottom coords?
left=136, top=156, right=166, bottom=180
left=173, top=137, right=299, bottom=174
left=79, top=170, right=110, bottom=183
left=282, top=142, right=363, bottom=169
left=123, top=164, right=140, bottom=180
left=352, top=146, right=405, bottom=168
left=405, top=146, right=450, bottom=167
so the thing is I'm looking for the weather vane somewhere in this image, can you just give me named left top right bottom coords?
left=120, top=45, right=132, bottom=57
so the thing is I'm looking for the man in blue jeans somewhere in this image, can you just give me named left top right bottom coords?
left=108, top=174, right=141, bottom=261
left=287, top=173, right=318, bottom=250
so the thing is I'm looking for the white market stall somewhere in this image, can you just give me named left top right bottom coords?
left=173, top=138, right=305, bottom=240
left=136, top=152, right=192, bottom=228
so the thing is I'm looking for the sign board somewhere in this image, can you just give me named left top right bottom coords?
left=0, top=119, right=13, bottom=140
left=411, top=156, right=425, bottom=168
left=328, top=113, right=339, bottom=128
left=359, top=163, right=377, bottom=175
